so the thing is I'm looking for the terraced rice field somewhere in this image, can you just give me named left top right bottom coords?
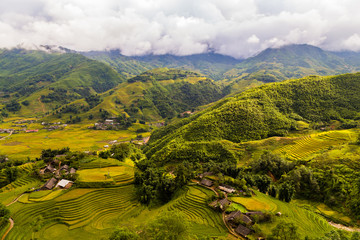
left=230, top=192, right=333, bottom=239
left=77, top=166, right=134, bottom=184
left=275, top=130, right=355, bottom=160
left=0, top=176, right=41, bottom=205
left=7, top=185, right=139, bottom=240
left=167, top=185, right=227, bottom=237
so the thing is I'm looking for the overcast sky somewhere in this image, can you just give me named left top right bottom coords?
left=1, top=0, right=360, bottom=58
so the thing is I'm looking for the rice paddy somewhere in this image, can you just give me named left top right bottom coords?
left=274, top=130, right=356, bottom=160
left=229, top=192, right=333, bottom=239
left=167, top=185, right=227, bottom=237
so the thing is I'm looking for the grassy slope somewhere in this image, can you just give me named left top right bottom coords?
left=0, top=49, right=124, bottom=117
left=230, top=191, right=333, bottom=239
left=6, top=182, right=227, bottom=239
left=224, top=44, right=355, bottom=82
left=144, top=73, right=360, bottom=163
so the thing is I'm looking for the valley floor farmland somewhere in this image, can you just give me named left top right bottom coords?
left=0, top=123, right=147, bottom=160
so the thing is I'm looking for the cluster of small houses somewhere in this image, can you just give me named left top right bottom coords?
left=0, top=121, right=67, bottom=135
left=92, top=119, right=120, bottom=130
left=199, top=176, right=279, bottom=239
left=39, top=161, right=76, bottom=190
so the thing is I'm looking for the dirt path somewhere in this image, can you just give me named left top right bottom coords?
left=6, top=194, right=24, bottom=207
left=1, top=218, right=13, bottom=240
left=37, top=97, right=46, bottom=113
left=0, top=131, right=13, bottom=141
left=328, top=221, right=360, bottom=232
left=1, top=193, right=24, bottom=240
left=195, top=181, right=242, bottom=239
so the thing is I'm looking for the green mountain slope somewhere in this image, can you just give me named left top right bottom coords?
left=82, top=50, right=240, bottom=80
left=144, top=72, right=360, bottom=164
left=45, top=68, right=225, bottom=123
left=225, top=44, right=355, bottom=82
left=0, top=48, right=124, bottom=117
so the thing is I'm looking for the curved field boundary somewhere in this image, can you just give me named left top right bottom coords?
left=1, top=218, right=13, bottom=240
left=6, top=185, right=139, bottom=239
left=275, top=130, right=353, bottom=160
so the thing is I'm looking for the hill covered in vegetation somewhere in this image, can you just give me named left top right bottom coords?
left=144, top=72, right=360, bottom=164
left=45, top=68, right=226, bottom=124
left=82, top=50, right=240, bottom=80
left=224, top=44, right=357, bottom=83
left=0, top=48, right=124, bottom=117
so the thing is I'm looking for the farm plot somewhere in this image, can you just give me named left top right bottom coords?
left=77, top=166, right=134, bottom=184
left=275, top=130, right=355, bottom=160
left=229, top=192, right=333, bottom=239
left=0, top=176, right=41, bottom=205
left=7, top=185, right=139, bottom=240
left=167, top=185, right=227, bottom=237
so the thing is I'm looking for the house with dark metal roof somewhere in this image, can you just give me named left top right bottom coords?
left=227, top=211, right=252, bottom=225
left=235, top=224, right=253, bottom=238
left=200, top=178, right=213, bottom=187
left=219, top=184, right=236, bottom=193
left=218, top=198, right=231, bottom=210
left=42, top=178, right=57, bottom=190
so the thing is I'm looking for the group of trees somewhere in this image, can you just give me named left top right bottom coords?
left=134, top=161, right=194, bottom=204
left=109, top=211, right=196, bottom=240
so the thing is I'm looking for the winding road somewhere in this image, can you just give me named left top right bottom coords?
left=1, top=193, right=24, bottom=240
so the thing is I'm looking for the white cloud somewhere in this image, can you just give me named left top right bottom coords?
left=0, top=0, right=360, bottom=58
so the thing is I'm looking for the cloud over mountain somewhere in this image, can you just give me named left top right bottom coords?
left=1, top=0, right=360, bottom=58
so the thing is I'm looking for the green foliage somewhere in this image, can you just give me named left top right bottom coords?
left=5, top=100, right=21, bottom=112
left=109, top=227, right=139, bottom=240
left=146, top=72, right=360, bottom=165
left=269, top=185, right=277, bottom=198
left=144, top=211, right=189, bottom=240
left=251, top=152, right=295, bottom=180
left=269, top=221, right=300, bottom=240
left=21, top=100, right=30, bottom=106
left=0, top=203, right=10, bottom=230
left=278, top=182, right=295, bottom=202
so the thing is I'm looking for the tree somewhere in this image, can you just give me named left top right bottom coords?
left=278, top=182, right=295, bottom=202
left=269, top=185, right=277, bottom=198
left=4, top=166, right=18, bottom=183
left=254, top=175, right=271, bottom=193
left=145, top=211, right=189, bottom=240
left=109, top=227, right=139, bottom=240
left=269, top=221, right=300, bottom=240
left=0, top=204, right=10, bottom=229
left=351, top=232, right=360, bottom=240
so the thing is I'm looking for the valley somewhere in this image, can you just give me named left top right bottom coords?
left=1, top=45, right=360, bottom=239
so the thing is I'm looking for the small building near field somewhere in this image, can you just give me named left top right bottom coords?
left=219, top=184, right=236, bottom=193
left=42, top=178, right=57, bottom=190
left=227, top=211, right=253, bottom=225
left=200, top=178, right=213, bottom=187
left=56, top=179, right=73, bottom=189
left=70, top=168, right=76, bottom=174
left=235, top=224, right=253, bottom=238
left=218, top=198, right=231, bottom=210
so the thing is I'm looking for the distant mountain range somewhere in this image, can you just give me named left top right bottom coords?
left=2, top=44, right=360, bottom=122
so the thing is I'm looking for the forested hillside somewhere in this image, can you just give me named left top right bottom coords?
left=82, top=50, right=240, bottom=80
left=144, top=72, right=360, bottom=164
left=46, top=68, right=225, bottom=123
left=224, top=44, right=357, bottom=82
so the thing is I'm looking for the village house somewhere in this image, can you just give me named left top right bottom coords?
left=25, top=129, right=39, bottom=133
left=104, top=119, right=114, bottom=125
left=200, top=178, right=213, bottom=187
left=42, top=178, right=57, bottom=190
left=227, top=211, right=252, bottom=226
left=43, top=165, right=56, bottom=174
left=235, top=224, right=253, bottom=238
left=56, top=179, right=73, bottom=189
left=218, top=198, right=231, bottom=210
left=219, top=184, right=236, bottom=194
left=70, top=168, right=76, bottom=175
